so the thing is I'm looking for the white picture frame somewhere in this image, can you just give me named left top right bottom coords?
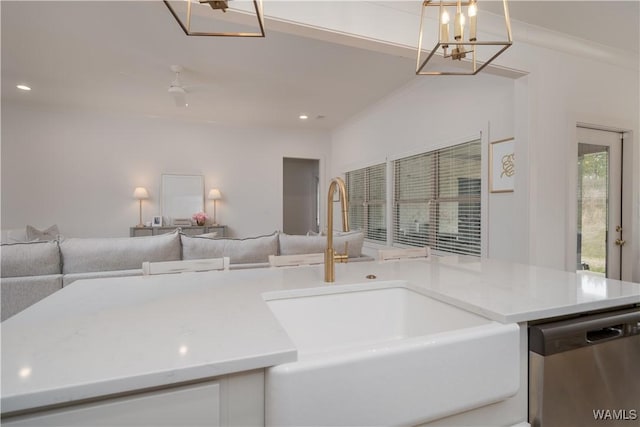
left=161, top=174, right=204, bottom=223
left=489, top=138, right=515, bottom=193
left=152, top=215, right=163, bottom=227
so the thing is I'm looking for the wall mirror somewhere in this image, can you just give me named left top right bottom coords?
left=161, top=174, right=204, bottom=224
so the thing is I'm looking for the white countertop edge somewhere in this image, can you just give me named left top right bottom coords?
left=418, top=290, right=640, bottom=324
left=499, top=295, right=640, bottom=323
left=1, top=349, right=297, bottom=415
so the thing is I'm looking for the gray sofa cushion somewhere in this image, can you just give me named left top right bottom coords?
left=1, top=241, right=62, bottom=277
left=1, top=275, right=63, bottom=321
left=60, top=231, right=181, bottom=274
left=181, top=232, right=278, bottom=264
left=278, top=231, right=364, bottom=258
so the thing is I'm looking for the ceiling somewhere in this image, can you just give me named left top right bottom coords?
left=1, top=1, right=416, bottom=130
left=2, top=1, right=638, bottom=130
left=483, top=1, right=639, bottom=54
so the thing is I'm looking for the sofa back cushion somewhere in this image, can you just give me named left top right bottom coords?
left=278, top=231, right=364, bottom=258
left=60, top=232, right=181, bottom=274
left=181, top=232, right=278, bottom=264
left=1, top=241, right=62, bottom=277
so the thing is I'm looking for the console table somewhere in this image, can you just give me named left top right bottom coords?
left=130, top=225, right=227, bottom=238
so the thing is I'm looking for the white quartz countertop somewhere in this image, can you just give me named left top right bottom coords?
left=2, top=256, right=639, bottom=414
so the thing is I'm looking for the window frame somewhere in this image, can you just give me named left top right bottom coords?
left=391, top=139, right=482, bottom=256
left=345, top=163, right=386, bottom=243
left=342, top=137, right=483, bottom=257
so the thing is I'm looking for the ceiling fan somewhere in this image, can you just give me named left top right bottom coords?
left=168, top=65, right=188, bottom=107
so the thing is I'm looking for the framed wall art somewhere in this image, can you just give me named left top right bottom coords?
left=161, top=174, right=204, bottom=224
left=489, top=138, right=515, bottom=193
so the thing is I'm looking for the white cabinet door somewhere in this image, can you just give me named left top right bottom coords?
left=4, top=382, right=220, bottom=427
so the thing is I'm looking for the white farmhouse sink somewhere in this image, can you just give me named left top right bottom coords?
left=265, top=284, right=520, bottom=426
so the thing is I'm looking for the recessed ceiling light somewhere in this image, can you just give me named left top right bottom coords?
left=299, top=114, right=308, bottom=120
left=16, top=85, right=31, bottom=91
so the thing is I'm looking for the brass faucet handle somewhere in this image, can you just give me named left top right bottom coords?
left=333, top=242, right=349, bottom=263
left=335, top=253, right=349, bottom=263
left=334, top=242, right=349, bottom=263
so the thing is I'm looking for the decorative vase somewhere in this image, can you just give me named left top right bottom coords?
left=196, top=219, right=205, bottom=226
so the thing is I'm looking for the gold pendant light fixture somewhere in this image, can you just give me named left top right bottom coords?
left=416, top=0, right=512, bottom=75
left=164, top=0, right=265, bottom=37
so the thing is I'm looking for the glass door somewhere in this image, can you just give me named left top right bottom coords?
left=576, top=127, right=623, bottom=279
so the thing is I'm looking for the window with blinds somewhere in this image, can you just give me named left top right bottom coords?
left=392, top=140, right=481, bottom=256
left=346, top=163, right=386, bottom=243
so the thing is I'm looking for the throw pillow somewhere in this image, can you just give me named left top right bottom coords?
left=26, top=224, right=60, bottom=241
left=2, top=228, right=28, bottom=243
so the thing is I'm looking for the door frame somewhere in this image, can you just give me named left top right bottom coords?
left=575, top=129, right=622, bottom=277
left=282, top=157, right=321, bottom=235
left=566, top=120, right=636, bottom=282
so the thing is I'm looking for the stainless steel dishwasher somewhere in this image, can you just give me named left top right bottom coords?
left=529, top=307, right=640, bottom=427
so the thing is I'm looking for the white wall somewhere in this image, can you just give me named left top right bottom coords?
left=331, top=73, right=524, bottom=261
left=1, top=103, right=330, bottom=238
left=508, top=44, right=639, bottom=280
left=320, top=5, right=639, bottom=280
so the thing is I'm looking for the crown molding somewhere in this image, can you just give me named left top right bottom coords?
left=262, top=1, right=638, bottom=74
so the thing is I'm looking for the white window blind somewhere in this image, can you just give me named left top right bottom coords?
left=346, top=163, right=386, bottom=243
left=392, top=140, right=481, bottom=256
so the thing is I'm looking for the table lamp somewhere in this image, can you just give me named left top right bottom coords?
left=133, top=187, right=149, bottom=227
left=208, top=188, right=222, bottom=225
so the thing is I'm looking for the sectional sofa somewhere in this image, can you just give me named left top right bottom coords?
left=1, top=230, right=368, bottom=321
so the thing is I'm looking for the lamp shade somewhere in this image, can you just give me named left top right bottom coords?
left=208, top=189, right=222, bottom=200
left=133, top=187, right=149, bottom=200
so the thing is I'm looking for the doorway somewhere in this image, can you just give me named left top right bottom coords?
left=283, top=158, right=320, bottom=235
left=576, top=127, right=623, bottom=279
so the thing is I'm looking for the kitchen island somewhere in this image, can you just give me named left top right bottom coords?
left=2, top=256, right=639, bottom=425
